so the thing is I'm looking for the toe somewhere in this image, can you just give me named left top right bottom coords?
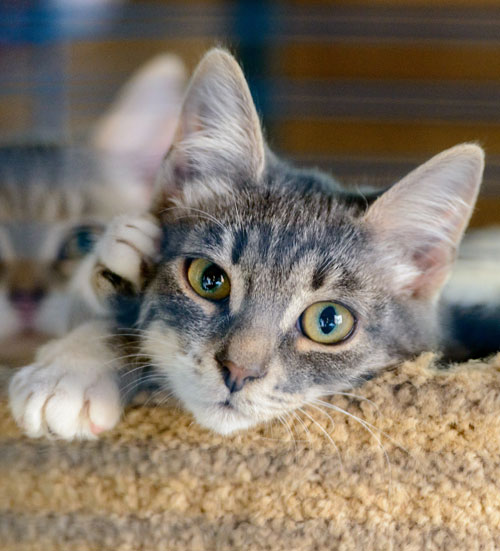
left=87, top=376, right=121, bottom=434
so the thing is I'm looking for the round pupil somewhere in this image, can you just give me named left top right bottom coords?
left=318, top=305, right=338, bottom=335
left=201, top=264, right=225, bottom=292
left=77, top=231, right=93, bottom=253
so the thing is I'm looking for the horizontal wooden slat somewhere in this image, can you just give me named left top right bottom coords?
left=471, top=197, right=500, bottom=226
left=69, top=38, right=215, bottom=77
left=0, top=99, right=32, bottom=140
left=279, top=43, right=500, bottom=80
left=274, top=119, right=500, bottom=156
left=266, top=79, right=500, bottom=122
left=292, top=0, right=500, bottom=6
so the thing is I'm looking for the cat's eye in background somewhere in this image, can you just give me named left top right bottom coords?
left=187, top=258, right=231, bottom=301
left=299, top=301, right=355, bottom=344
left=57, top=225, right=103, bottom=262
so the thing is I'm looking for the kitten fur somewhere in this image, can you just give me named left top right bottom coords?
left=0, top=55, right=185, bottom=365
left=8, top=49, right=489, bottom=439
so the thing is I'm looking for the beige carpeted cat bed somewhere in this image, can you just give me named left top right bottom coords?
left=1, top=353, right=500, bottom=550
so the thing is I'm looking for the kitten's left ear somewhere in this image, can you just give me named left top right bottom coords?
left=364, top=143, right=484, bottom=300
left=91, top=54, right=186, bottom=200
left=153, top=48, right=265, bottom=209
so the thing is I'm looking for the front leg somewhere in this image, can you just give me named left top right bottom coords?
left=8, top=321, right=131, bottom=439
left=8, top=214, right=160, bottom=440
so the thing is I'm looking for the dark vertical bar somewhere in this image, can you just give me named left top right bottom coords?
left=234, top=0, right=274, bottom=120
left=29, top=1, right=68, bottom=139
left=30, top=41, right=68, bottom=140
left=1, top=0, right=69, bottom=139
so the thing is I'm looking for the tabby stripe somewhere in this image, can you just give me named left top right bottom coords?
left=231, top=227, right=248, bottom=265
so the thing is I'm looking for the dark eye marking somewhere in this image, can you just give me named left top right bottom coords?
left=311, top=257, right=332, bottom=290
left=231, top=227, right=248, bottom=265
left=311, top=267, right=326, bottom=290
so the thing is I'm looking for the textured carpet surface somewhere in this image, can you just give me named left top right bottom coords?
left=1, top=353, right=500, bottom=551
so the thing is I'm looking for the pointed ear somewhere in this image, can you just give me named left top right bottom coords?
left=91, top=54, right=186, bottom=192
left=153, top=48, right=265, bottom=209
left=364, top=144, right=484, bottom=299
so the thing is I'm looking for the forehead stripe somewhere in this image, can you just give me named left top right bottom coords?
left=258, top=225, right=272, bottom=261
left=311, top=267, right=326, bottom=291
left=310, top=255, right=334, bottom=291
left=231, top=227, right=249, bottom=265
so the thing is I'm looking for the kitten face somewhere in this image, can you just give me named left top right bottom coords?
left=141, top=182, right=440, bottom=434
left=127, top=49, right=483, bottom=435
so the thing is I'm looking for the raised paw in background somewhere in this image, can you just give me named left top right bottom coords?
left=93, top=213, right=161, bottom=296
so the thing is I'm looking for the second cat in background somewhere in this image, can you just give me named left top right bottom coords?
left=0, top=54, right=186, bottom=365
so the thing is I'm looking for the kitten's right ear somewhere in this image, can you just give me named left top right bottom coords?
left=153, top=48, right=265, bottom=211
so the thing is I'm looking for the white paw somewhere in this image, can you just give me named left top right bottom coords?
left=95, top=213, right=161, bottom=289
left=8, top=361, right=121, bottom=440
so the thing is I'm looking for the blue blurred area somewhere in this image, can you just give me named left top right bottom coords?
left=0, top=0, right=127, bottom=139
left=0, top=0, right=273, bottom=142
left=0, top=0, right=124, bottom=45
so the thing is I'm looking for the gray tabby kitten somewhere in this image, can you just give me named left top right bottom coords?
left=9, top=49, right=487, bottom=439
left=0, top=54, right=185, bottom=365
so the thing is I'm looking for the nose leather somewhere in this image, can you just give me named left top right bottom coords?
left=218, top=359, right=266, bottom=393
left=9, top=288, right=45, bottom=307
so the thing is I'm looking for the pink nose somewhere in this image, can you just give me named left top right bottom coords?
left=9, top=289, right=45, bottom=328
left=9, top=288, right=45, bottom=306
left=218, top=360, right=267, bottom=393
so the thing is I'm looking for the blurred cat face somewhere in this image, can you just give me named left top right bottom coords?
left=0, top=217, right=103, bottom=339
left=0, top=140, right=174, bottom=363
left=0, top=54, right=185, bottom=363
left=0, top=144, right=112, bottom=364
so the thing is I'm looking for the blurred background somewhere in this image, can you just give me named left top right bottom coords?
left=1, top=0, right=500, bottom=226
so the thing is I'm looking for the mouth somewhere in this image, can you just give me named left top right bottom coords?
left=15, top=301, right=38, bottom=328
left=146, top=339, right=261, bottom=434
left=184, top=397, right=255, bottom=435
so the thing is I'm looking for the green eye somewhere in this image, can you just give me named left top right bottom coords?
left=187, top=258, right=230, bottom=301
left=299, top=301, right=355, bottom=344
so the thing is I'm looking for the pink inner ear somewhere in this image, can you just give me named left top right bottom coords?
left=408, top=242, right=456, bottom=299
left=363, top=144, right=484, bottom=300
left=407, top=199, right=466, bottom=297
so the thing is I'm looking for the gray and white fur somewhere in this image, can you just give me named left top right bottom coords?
left=8, top=49, right=491, bottom=439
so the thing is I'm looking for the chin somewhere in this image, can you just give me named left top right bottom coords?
left=189, top=402, right=259, bottom=435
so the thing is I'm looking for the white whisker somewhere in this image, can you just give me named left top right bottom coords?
left=309, top=400, right=396, bottom=498
left=291, top=410, right=310, bottom=444
left=320, top=391, right=382, bottom=417
left=313, top=398, right=410, bottom=455
left=298, top=407, right=344, bottom=472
